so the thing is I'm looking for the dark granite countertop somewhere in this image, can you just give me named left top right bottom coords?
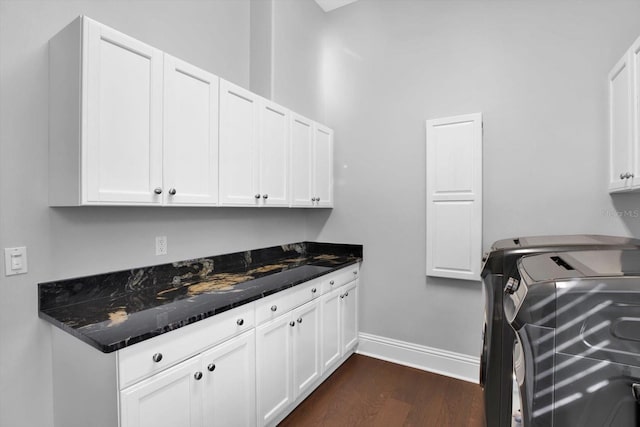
left=39, top=242, right=362, bottom=353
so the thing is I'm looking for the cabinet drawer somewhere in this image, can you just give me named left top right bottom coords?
left=118, top=303, right=255, bottom=388
left=255, top=279, right=321, bottom=325
left=320, top=265, right=359, bottom=294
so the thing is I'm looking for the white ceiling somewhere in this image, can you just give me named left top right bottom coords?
left=314, top=0, right=359, bottom=12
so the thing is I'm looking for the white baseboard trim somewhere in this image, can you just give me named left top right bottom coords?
left=356, top=332, right=480, bottom=384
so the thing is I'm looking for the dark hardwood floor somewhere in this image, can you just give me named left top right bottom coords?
left=279, top=354, right=485, bottom=427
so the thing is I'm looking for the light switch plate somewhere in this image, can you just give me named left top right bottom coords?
left=5, top=247, right=28, bottom=276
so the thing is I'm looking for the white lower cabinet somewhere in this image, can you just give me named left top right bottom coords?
left=321, top=287, right=342, bottom=371
left=341, top=281, right=359, bottom=354
left=121, top=330, right=256, bottom=427
left=291, top=300, right=322, bottom=397
left=256, top=299, right=321, bottom=427
left=201, top=331, right=256, bottom=427
left=256, top=315, right=293, bottom=426
left=120, top=356, right=203, bottom=427
left=322, top=279, right=359, bottom=372
left=49, top=265, right=359, bottom=427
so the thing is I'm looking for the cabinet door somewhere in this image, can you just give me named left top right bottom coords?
left=631, top=38, right=640, bottom=188
left=201, top=331, right=256, bottom=427
left=85, top=18, right=163, bottom=204
left=290, top=114, right=314, bottom=207
left=609, top=53, right=633, bottom=192
left=426, top=113, right=482, bottom=281
left=255, top=316, right=293, bottom=426
left=259, top=100, right=290, bottom=206
left=292, top=300, right=321, bottom=398
left=321, top=288, right=342, bottom=371
left=120, top=356, right=203, bottom=427
left=313, top=125, right=334, bottom=207
left=341, top=281, right=358, bottom=354
left=163, top=55, right=219, bottom=205
left=219, top=80, right=260, bottom=206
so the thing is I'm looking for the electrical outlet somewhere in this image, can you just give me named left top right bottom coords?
left=155, top=236, right=167, bottom=256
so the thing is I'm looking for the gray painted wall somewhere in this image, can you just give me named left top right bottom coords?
left=2, top=0, right=640, bottom=425
left=0, top=1, right=318, bottom=426
left=312, top=0, right=640, bottom=355
left=272, top=0, right=327, bottom=122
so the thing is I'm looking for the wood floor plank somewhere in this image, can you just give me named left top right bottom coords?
left=371, top=397, right=412, bottom=427
left=279, top=354, right=484, bottom=427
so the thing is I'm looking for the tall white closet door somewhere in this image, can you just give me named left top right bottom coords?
left=219, top=79, right=260, bottom=206
left=163, top=55, right=219, bottom=206
left=85, top=18, right=163, bottom=204
left=426, top=113, right=482, bottom=281
left=259, top=100, right=290, bottom=206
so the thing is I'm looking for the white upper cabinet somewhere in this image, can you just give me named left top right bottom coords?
left=85, top=19, right=164, bottom=205
left=313, top=125, right=334, bottom=207
left=50, top=16, right=164, bottom=206
left=219, top=80, right=260, bottom=206
left=163, top=55, right=219, bottom=206
left=608, top=53, right=633, bottom=192
left=609, top=35, right=640, bottom=193
left=290, top=114, right=334, bottom=208
left=49, top=16, right=333, bottom=208
left=426, top=113, right=483, bottom=281
left=49, top=16, right=219, bottom=206
left=258, top=99, right=290, bottom=206
left=219, top=80, right=290, bottom=207
left=290, top=115, right=314, bottom=206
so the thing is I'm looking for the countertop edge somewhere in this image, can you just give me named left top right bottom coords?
left=41, top=258, right=361, bottom=353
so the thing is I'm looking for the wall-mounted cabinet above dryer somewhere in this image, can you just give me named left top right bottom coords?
left=609, top=35, right=640, bottom=193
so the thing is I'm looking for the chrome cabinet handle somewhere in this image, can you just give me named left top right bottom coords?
left=311, top=288, right=317, bottom=294
left=317, top=197, right=320, bottom=202
left=340, top=294, right=345, bottom=299
left=271, top=305, right=277, bottom=312
left=289, top=321, right=295, bottom=327
left=255, top=194, right=261, bottom=199
left=207, top=363, right=216, bottom=372
left=345, top=291, right=349, bottom=297
left=237, top=318, right=244, bottom=326
left=621, top=173, right=626, bottom=180
left=630, top=173, right=636, bottom=179
left=262, top=194, right=268, bottom=199
left=297, top=317, right=303, bottom=323
left=154, top=187, right=163, bottom=195
left=152, top=353, right=163, bottom=363
left=194, top=372, right=203, bottom=380
left=311, top=197, right=316, bottom=202
left=168, top=188, right=177, bottom=195
left=330, top=280, right=335, bottom=285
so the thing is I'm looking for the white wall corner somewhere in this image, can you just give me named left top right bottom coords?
left=356, top=332, right=480, bottom=384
